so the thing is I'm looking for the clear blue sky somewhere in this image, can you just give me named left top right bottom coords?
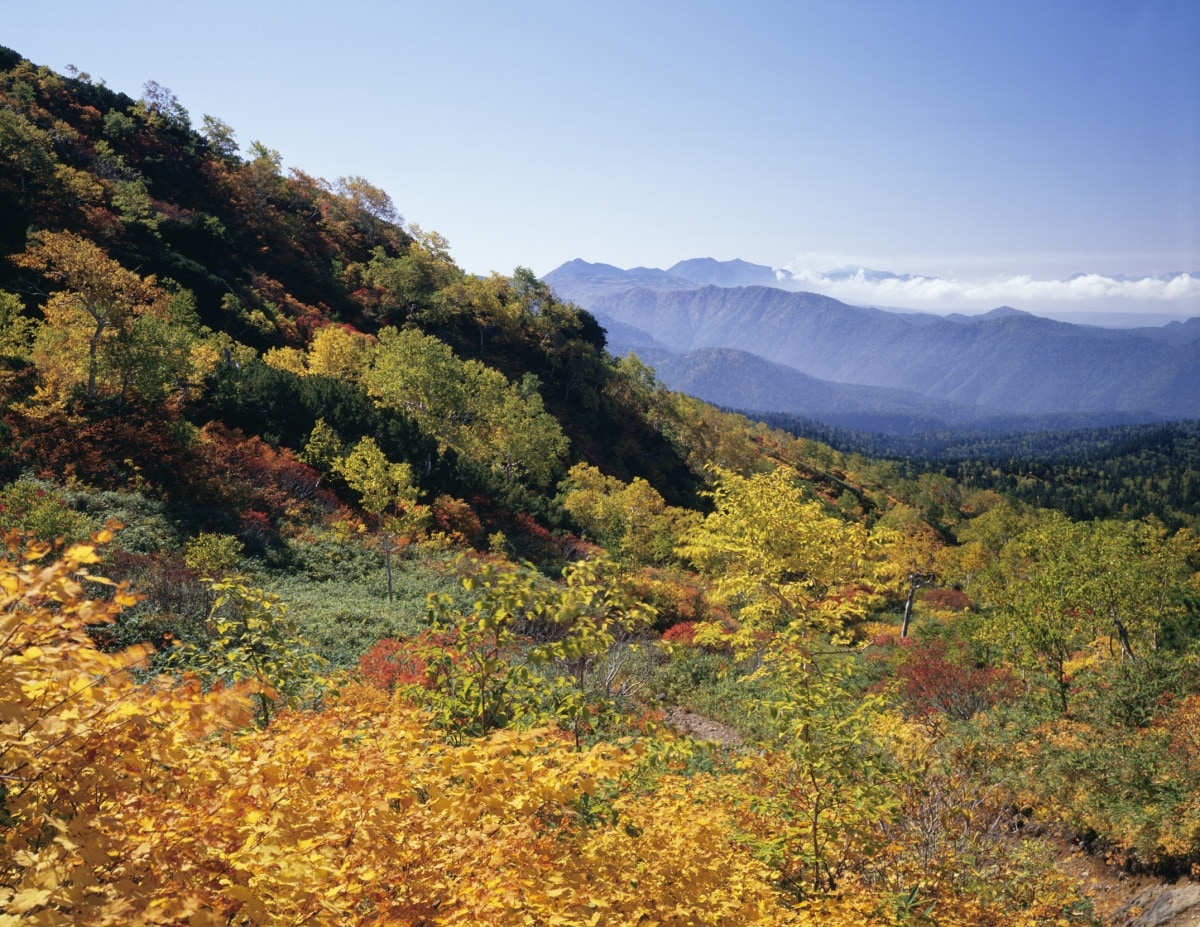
left=6, top=1, right=1199, bottom=318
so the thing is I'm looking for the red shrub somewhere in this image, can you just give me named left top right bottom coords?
left=661, top=622, right=698, bottom=647
left=237, top=510, right=272, bottom=548
left=6, top=401, right=193, bottom=490
left=358, top=631, right=460, bottom=693
left=895, top=639, right=1019, bottom=720
left=192, top=423, right=322, bottom=525
left=431, top=495, right=484, bottom=547
left=921, top=587, right=972, bottom=611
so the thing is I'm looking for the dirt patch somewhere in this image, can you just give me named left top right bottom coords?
left=1056, top=842, right=1200, bottom=926
left=663, top=707, right=744, bottom=746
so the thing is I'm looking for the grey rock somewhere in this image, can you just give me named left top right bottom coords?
left=1114, top=884, right=1200, bottom=927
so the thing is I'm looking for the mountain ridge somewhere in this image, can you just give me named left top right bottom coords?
left=545, top=259, right=1200, bottom=430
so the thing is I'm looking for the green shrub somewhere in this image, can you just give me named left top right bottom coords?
left=0, top=476, right=95, bottom=542
left=62, top=486, right=181, bottom=553
left=184, top=532, right=244, bottom=577
left=264, top=558, right=471, bottom=668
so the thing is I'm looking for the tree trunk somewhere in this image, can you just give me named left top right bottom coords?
left=900, top=572, right=936, bottom=638
left=1112, top=616, right=1136, bottom=661
left=900, top=585, right=917, bottom=638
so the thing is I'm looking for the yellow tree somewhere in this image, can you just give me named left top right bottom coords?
left=0, top=528, right=255, bottom=922
left=0, top=290, right=33, bottom=361
left=262, top=324, right=373, bottom=382
left=947, top=497, right=1037, bottom=596
left=677, top=465, right=877, bottom=642
left=304, top=324, right=372, bottom=381
left=1075, top=520, right=1199, bottom=659
left=13, top=231, right=215, bottom=404
left=676, top=466, right=899, bottom=897
left=977, top=514, right=1199, bottom=715
left=874, top=518, right=945, bottom=638
left=559, top=462, right=700, bottom=565
left=15, top=231, right=165, bottom=401
left=421, top=556, right=655, bottom=742
left=335, top=437, right=422, bottom=601
left=736, top=633, right=899, bottom=895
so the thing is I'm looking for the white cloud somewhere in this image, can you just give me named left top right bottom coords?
left=780, top=262, right=1200, bottom=314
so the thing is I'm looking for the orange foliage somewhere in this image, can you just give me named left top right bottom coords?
left=430, top=494, right=484, bottom=547
left=1, top=534, right=1091, bottom=926
left=4, top=401, right=193, bottom=489
left=358, top=631, right=459, bottom=693
left=661, top=620, right=698, bottom=646
left=189, top=422, right=326, bottom=529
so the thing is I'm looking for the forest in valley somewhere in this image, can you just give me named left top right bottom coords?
left=2, top=48, right=1200, bottom=926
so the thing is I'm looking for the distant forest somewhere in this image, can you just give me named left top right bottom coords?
left=756, top=412, right=1200, bottom=530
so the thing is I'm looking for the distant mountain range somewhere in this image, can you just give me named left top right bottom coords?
left=544, top=258, right=1200, bottom=434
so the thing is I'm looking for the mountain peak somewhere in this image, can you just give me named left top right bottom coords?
left=666, top=258, right=780, bottom=288
left=981, top=305, right=1032, bottom=319
left=551, top=258, right=626, bottom=275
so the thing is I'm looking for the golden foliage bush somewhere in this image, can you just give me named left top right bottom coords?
left=2, top=533, right=1093, bottom=926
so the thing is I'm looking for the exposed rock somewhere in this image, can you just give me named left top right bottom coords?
left=1114, top=883, right=1200, bottom=927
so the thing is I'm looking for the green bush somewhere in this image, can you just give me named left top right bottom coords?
left=62, top=486, right=181, bottom=554
left=264, top=558, right=471, bottom=668
left=184, top=532, right=244, bottom=578
left=0, top=476, right=95, bottom=542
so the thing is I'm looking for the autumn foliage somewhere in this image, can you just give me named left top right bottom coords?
left=2, top=535, right=1099, bottom=926
left=0, top=536, right=794, bottom=925
left=5, top=52, right=1198, bottom=927
left=358, top=631, right=457, bottom=692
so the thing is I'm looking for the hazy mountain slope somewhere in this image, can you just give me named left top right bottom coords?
left=1133, top=316, right=1200, bottom=345
left=631, top=346, right=997, bottom=434
left=542, top=259, right=698, bottom=306
left=577, top=283, right=1200, bottom=419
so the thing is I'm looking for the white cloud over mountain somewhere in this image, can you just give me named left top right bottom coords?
left=781, top=264, right=1200, bottom=316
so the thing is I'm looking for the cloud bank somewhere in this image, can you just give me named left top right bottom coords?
left=780, top=264, right=1200, bottom=316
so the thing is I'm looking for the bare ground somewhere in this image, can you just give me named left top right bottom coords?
left=1056, top=842, right=1200, bottom=927
left=662, top=707, right=744, bottom=745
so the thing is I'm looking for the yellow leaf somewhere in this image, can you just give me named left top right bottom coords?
left=63, top=543, right=100, bottom=565
left=8, top=888, right=53, bottom=913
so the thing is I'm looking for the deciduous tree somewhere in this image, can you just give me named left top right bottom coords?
left=560, top=461, right=700, bottom=564
left=13, top=232, right=216, bottom=404
left=335, top=436, right=421, bottom=601
left=365, top=327, right=568, bottom=487
left=678, top=465, right=877, bottom=642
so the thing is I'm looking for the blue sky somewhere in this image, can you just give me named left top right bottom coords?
left=6, top=1, right=1199, bottom=319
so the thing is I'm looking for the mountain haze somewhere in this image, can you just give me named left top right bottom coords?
left=545, top=260, right=1200, bottom=430
left=633, top=346, right=1000, bottom=434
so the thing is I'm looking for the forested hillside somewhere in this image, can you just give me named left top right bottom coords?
left=759, top=413, right=1200, bottom=531
left=3, top=50, right=1200, bottom=927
